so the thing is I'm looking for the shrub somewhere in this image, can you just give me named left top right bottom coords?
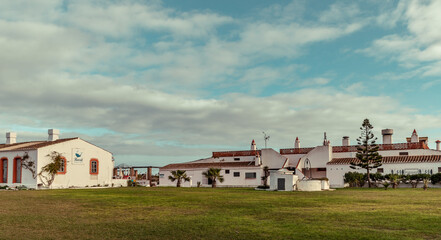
left=385, top=174, right=401, bottom=189
left=344, top=172, right=366, bottom=187
left=431, top=173, right=441, bottom=184
left=382, top=181, right=390, bottom=190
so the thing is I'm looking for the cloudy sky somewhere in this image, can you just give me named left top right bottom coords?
left=2, top=0, right=441, bottom=167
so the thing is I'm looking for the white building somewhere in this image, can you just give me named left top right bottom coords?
left=160, top=129, right=441, bottom=189
left=159, top=140, right=288, bottom=187
left=280, top=129, right=441, bottom=188
left=0, top=129, right=114, bottom=189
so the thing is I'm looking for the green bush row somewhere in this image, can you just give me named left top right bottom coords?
left=344, top=172, right=440, bottom=187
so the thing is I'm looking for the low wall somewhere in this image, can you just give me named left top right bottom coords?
left=112, top=179, right=128, bottom=187
left=297, top=180, right=322, bottom=191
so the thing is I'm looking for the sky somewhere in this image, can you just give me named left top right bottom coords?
left=1, top=0, right=441, bottom=168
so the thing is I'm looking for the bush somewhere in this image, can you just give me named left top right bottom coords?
left=382, top=181, right=390, bottom=190
left=431, top=173, right=441, bottom=184
left=344, top=172, right=366, bottom=187
left=256, top=185, right=270, bottom=189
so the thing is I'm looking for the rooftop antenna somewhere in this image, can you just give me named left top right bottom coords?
left=262, top=131, right=270, bottom=148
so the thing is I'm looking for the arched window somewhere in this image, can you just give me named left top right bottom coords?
left=13, top=157, right=22, bottom=183
left=0, top=157, right=7, bottom=183
left=90, top=159, right=99, bottom=175
left=57, top=157, right=67, bottom=174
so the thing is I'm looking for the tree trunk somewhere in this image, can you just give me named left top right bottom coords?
left=367, top=168, right=371, bottom=188
left=177, top=179, right=181, bottom=187
left=212, top=179, right=216, bottom=188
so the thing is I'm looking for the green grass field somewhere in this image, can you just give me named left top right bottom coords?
left=1, top=187, right=441, bottom=240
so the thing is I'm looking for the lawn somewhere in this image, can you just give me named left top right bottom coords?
left=1, top=187, right=441, bottom=240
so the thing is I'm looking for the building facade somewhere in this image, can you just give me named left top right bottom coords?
left=159, top=140, right=288, bottom=187
left=0, top=129, right=114, bottom=189
left=160, top=129, right=441, bottom=189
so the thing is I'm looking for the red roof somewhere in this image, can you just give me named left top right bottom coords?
left=160, top=161, right=257, bottom=170
left=328, top=155, right=441, bottom=165
left=280, top=147, right=315, bottom=155
left=332, top=142, right=429, bottom=153
left=212, top=150, right=261, bottom=158
left=280, top=142, right=429, bottom=155
left=0, top=138, right=78, bottom=152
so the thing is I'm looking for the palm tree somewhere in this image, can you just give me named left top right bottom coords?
left=202, top=168, right=224, bottom=188
left=168, top=170, right=190, bottom=187
left=261, top=166, right=270, bottom=187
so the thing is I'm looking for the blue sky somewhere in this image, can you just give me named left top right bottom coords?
left=1, top=0, right=441, bottom=168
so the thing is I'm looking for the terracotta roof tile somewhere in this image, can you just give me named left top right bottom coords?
left=160, top=161, right=257, bottom=170
left=328, top=155, right=441, bottom=165
left=280, top=147, right=315, bottom=155
left=212, top=150, right=261, bottom=158
left=0, top=138, right=78, bottom=152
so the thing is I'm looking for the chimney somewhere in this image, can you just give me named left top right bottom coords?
left=251, top=139, right=256, bottom=151
left=382, top=129, right=393, bottom=144
left=48, top=129, right=60, bottom=141
left=437, top=140, right=441, bottom=151
left=342, top=136, right=350, bottom=146
left=411, top=129, right=419, bottom=143
left=295, top=137, right=300, bottom=149
left=6, top=132, right=17, bottom=144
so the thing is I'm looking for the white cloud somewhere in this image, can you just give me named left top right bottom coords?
left=363, top=0, right=441, bottom=77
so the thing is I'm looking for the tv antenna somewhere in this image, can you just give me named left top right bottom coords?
left=262, top=131, right=270, bottom=148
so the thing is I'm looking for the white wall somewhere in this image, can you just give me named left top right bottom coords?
left=0, top=150, right=38, bottom=188
left=159, top=167, right=262, bottom=187
left=36, top=139, right=113, bottom=188
left=269, top=170, right=298, bottom=191
left=327, top=162, right=441, bottom=188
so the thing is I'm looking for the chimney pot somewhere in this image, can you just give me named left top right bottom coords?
left=342, top=136, right=350, bottom=146
left=382, top=129, right=393, bottom=144
left=48, top=129, right=60, bottom=141
left=6, top=132, right=17, bottom=144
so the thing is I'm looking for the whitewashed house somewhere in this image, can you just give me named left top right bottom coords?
left=0, top=129, right=114, bottom=189
left=159, top=140, right=288, bottom=187
left=280, top=129, right=441, bottom=188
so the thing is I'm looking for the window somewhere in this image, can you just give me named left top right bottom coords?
left=377, top=168, right=384, bottom=173
left=438, top=167, right=441, bottom=173
left=234, top=158, right=240, bottom=161
left=13, top=157, right=21, bottom=183
left=1, top=158, right=7, bottom=183
left=399, top=152, right=409, bottom=156
left=245, top=172, right=256, bottom=179
left=57, top=157, right=67, bottom=174
left=317, top=168, right=326, bottom=172
left=225, top=169, right=230, bottom=174
left=233, top=172, right=240, bottom=177
left=89, top=159, right=99, bottom=175
left=159, top=174, right=164, bottom=178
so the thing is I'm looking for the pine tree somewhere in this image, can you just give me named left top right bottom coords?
left=350, top=119, right=382, bottom=188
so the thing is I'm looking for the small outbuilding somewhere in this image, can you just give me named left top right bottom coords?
left=269, top=169, right=298, bottom=191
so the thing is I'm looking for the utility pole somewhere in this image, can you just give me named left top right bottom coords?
left=262, top=132, right=270, bottom=148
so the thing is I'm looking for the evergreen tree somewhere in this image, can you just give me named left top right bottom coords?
left=350, top=119, right=382, bottom=188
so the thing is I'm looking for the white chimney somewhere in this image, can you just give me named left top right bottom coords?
left=382, top=129, right=393, bottom=144
left=6, top=132, right=17, bottom=144
left=251, top=139, right=256, bottom=151
left=295, top=137, right=300, bottom=149
left=342, top=136, right=350, bottom=146
left=48, top=129, right=60, bottom=141
left=255, top=153, right=261, bottom=166
left=437, top=140, right=440, bottom=151
left=411, top=129, right=419, bottom=143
